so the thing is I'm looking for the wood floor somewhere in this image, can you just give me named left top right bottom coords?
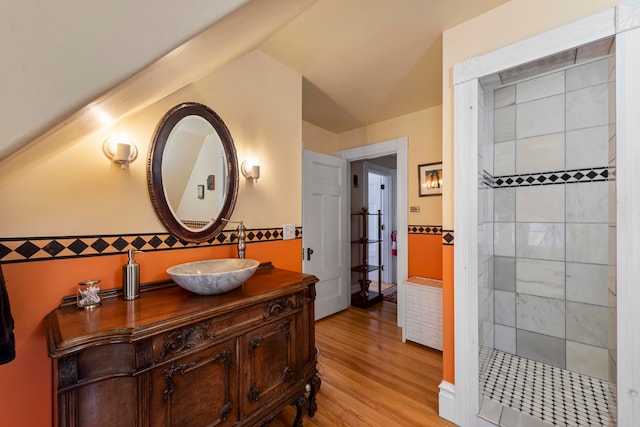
left=271, top=302, right=456, bottom=427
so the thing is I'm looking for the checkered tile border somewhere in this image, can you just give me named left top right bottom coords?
left=0, top=227, right=301, bottom=264
left=482, top=166, right=609, bottom=189
left=408, top=225, right=442, bottom=235
left=442, top=230, right=454, bottom=246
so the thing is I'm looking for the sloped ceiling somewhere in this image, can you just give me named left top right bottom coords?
left=0, top=0, right=508, bottom=165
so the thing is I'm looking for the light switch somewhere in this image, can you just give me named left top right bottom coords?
left=282, top=224, right=296, bottom=240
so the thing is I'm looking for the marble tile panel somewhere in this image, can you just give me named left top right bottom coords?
left=500, top=406, right=555, bottom=427
left=516, top=94, right=565, bottom=139
left=495, top=290, right=516, bottom=327
left=566, top=262, right=608, bottom=306
left=494, top=84, right=515, bottom=109
left=565, top=125, right=609, bottom=170
left=494, top=141, right=515, bottom=176
left=479, top=397, right=503, bottom=426
left=515, top=132, right=565, bottom=175
left=566, top=340, right=609, bottom=381
left=494, top=222, right=515, bottom=257
left=494, top=256, right=516, bottom=292
left=495, top=324, right=516, bottom=354
left=516, top=70, right=565, bottom=104
left=566, top=223, right=608, bottom=264
left=566, top=181, right=608, bottom=223
left=566, top=83, right=609, bottom=131
left=495, top=105, right=516, bottom=142
left=566, top=58, right=609, bottom=91
left=516, top=294, right=565, bottom=338
left=516, top=329, right=566, bottom=368
left=516, top=222, right=565, bottom=261
left=566, top=301, right=608, bottom=348
left=516, top=185, right=565, bottom=223
left=516, top=258, right=565, bottom=299
left=494, top=188, right=515, bottom=222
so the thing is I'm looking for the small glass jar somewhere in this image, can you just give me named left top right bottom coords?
left=77, top=280, right=102, bottom=309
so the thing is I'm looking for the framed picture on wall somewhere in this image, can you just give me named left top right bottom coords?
left=418, top=162, right=443, bottom=197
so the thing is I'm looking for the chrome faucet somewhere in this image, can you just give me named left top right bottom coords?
left=222, top=218, right=246, bottom=259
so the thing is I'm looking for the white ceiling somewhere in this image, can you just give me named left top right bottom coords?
left=0, top=0, right=508, bottom=162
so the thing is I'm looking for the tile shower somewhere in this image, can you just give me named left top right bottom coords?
left=477, top=45, right=616, bottom=426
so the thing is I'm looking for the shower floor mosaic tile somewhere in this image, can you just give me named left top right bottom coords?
left=480, top=350, right=610, bottom=426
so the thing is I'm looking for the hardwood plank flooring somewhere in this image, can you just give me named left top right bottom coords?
left=271, top=303, right=455, bottom=427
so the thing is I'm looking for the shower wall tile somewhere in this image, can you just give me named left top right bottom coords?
left=566, top=301, right=608, bottom=348
left=494, top=84, right=516, bottom=108
left=494, top=222, right=515, bottom=257
left=495, top=324, right=516, bottom=354
left=566, top=223, right=608, bottom=264
left=515, top=132, right=565, bottom=174
left=516, top=258, right=565, bottom=299
left=516, top=294, right=565, bottom=338
left=516, top=185, right=565, bottom=223
left=494, top=188, right=515, bottom=222
left=495, top=290, right=516, bottom=327
left=516, top=222, right=564, bottom=261
left=516, top=329, right=566, bottom=368
left=495, top=105, right=516, bottom=142
left=566, top=181, right=608, bottom=223
left=566, top=84, right=609, bottom=131
left=494, top=141, right=515, bottom=176
left=566, top=340, right=608, bottom=381
left=516, top=94, right=565, bottom=139
left=566, top=58, right=609, bottom=91
left=494, top=256, right=516, bottom=292
left=516, top=70, right=564, bottom=104
left=566, top=262, right=608, bottom=306
left=566, top=125, right=608, bottom=170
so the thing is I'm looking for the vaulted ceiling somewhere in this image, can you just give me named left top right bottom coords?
left=0, top=0, right=508, bottom=162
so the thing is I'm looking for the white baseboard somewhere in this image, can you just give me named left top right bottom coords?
left=439, top=381, right=457, bottom=425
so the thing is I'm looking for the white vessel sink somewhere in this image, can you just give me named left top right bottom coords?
left=167, top=258, right=260, bottom=295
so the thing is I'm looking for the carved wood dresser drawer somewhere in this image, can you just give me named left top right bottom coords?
left=46, top=266, right=320, bottom=427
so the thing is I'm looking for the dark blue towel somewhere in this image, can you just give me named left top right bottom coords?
left=0, top=266, right=15, bottom=364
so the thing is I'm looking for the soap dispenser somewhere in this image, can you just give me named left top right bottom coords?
left=123, top=249, right=142, bottom=300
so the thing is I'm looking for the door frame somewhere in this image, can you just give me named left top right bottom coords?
left=337, top=137, right=408, bottom=328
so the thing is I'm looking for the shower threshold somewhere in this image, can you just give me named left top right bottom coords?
left=479, top=350, right=611, bottom=426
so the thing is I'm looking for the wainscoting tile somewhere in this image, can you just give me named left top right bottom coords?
left=495, top=324, right=516, bottom=354
left=495, top=290, right=516, bottom=327
left=516, top=294, right=565, bottom=339
left=566, top=262, right=608, bottom=306
left=494, top=188, right=515, bottom=222
left=566, top=181, right=608, bottom=223
left=566, top=340, right=608, bottom=381
left=516, top=258, right=565, bottom=299
left=495, top=84, right=516, bottom=109
left=494, top=223, right=516, bottom=257
left=494, top=141, right=516, bottom=176
left=566, top=58, right=609, bottom=92
left=516, top=185, right=565, bottom=223
left=494, top=256, right=516, bottom=292
left=566, top=84, right=609, bottom=131
left=516, top=222, right=565, bottom=261
left=516, top=94, right=565, bottom=139
left=566, top=125, right=608, bottom=170
left=566, top=223, right=608, bottom=264
left=566, top=302, right=608, bottom=348
left=516, top=70, right=565, bottom=104
left=495, top=105, right=516, bottom=142
left=516, top=329, right=566, bottom=368
left=515, top=132, right=565, bottom=175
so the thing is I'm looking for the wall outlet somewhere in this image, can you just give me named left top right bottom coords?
left=282, top=224, right=296, bottom=240
left=410, top=206, right=420, bottom=213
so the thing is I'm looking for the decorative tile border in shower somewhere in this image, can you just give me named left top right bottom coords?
left=408, top=225, right=442, bottom=235
left=482, top=166, right=609, bottom=189
left=0, top=227, right=302, bottom=264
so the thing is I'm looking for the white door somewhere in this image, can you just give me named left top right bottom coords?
left=302, top=150, right=349, bottom=320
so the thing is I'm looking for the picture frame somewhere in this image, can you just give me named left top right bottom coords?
left=418, top=162, right=443, bottom=197
left=197, top=184, right=205, bottom=199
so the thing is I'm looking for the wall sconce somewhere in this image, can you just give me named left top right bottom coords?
left=102, top=135, right=138, bottom=170
left=241, top=159, right=260, bottom=183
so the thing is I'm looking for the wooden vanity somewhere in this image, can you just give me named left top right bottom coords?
left=45, top=265, right=320, bottom=427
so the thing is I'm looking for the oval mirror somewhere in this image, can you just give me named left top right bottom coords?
left=148, top=102, right=239, bottom=243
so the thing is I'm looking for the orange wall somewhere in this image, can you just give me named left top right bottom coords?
left=0, top=239, right=301, bottom=427
left=407, top=234, right=442, bottom=280
left=442, top=244, right=454, bottom=383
